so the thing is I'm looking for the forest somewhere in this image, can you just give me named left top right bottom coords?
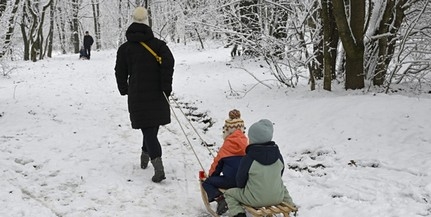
left=0, top=0, right=430, bottom=91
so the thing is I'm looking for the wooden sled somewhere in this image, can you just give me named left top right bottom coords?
left=200, top=179, right=297, bottom=217
left=243, top=202, right=298, bottom=217
left=199, top=179, right=220, bottom=217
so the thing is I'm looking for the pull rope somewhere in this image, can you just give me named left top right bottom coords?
left=163, top=92, right=210, bottom=174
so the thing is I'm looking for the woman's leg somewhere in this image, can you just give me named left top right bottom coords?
left=141, top=126, right=165, bottom=182
left=141, top=126, right=162, bottom=159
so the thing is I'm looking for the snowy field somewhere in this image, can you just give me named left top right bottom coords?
left=1, top=42, right=431, bottom=217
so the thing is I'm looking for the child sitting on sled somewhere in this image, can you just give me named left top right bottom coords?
left=201, top=109, right=248, bottom=215
left=224, top=119, right=296, bottom=217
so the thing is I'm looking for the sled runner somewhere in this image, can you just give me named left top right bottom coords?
left=199, top=179, right=221, bottom=217
left=199, top=176, right=297, bottom=217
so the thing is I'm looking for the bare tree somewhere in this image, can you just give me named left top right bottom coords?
left=321, top=0, right=338, bottom=91
left=70, top=0, right=80, bottom=53
left=0, top=0, right=6, bottom=16
left=364, top=0, right=409, bottom=86
left=91, top=0, right=101, bottom=50
left=0, top=0, right=428, bottom=94
left=55, top=2, right=67, bottom=54
left=117, top=0, right=125, bottom=46
left=46, top=0, right=56, bottom=57
left=0, top=0, right=21, bottom=59
left=332, top=0, right=365, bottom=90
left=385, top=0, right=431, bottom=92
left=37, top=0, right=54, bottom=60
left=20, top=0, right=54, bottom=61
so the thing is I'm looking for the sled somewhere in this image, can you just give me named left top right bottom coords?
left=242, top=202, right=298, bottom=217
left=200, top=177, right=297, bottom=217
left=199, top=179, right=221, bottom=217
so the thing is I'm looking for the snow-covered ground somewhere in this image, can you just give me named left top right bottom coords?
left=1, top=42, right=430, bottom=217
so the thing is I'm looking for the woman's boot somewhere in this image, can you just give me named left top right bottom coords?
left=150, top=157, right=166, bottom=182
left=140, top=152, right=149, bottom=169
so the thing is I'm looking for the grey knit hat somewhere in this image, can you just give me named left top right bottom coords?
left=248, top=119, right=273, bottom=144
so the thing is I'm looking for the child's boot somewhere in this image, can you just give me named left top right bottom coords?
left=216, top=195, right=228, bottom=215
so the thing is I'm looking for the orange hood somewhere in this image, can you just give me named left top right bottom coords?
left=208, top=130, right=248, bottom=176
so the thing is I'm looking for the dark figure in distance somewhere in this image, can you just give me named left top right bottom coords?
left=83, top=31, right=94, bottom=59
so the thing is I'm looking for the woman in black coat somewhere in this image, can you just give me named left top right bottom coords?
left=115, top=7, right=175, bottom=183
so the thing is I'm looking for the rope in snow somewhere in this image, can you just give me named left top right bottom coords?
left=163, top=92, right=208, bottom=172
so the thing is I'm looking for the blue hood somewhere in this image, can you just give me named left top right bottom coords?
left=245, top=141, right=280, bottom=165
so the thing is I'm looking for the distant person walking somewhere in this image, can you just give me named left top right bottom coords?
left=114, top=7, right=175, bottom=183
left=83, top=31, right=94, bottom=59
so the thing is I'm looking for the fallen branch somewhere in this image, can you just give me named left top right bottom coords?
left=233, top=66, right=272, bottom=89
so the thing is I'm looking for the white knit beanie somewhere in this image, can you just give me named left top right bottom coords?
left=248, top=119, right=273, bottom=144
left=132, top=7, right=149, bottom=25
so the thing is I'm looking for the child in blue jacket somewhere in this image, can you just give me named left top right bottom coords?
left=224, top=119, right=295, bottom=217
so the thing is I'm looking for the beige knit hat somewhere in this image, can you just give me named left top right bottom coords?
left=132, top=7, right=149, bottom=25
left=222, top=109, right=245, bottom=139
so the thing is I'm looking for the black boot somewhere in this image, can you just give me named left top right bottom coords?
left=150, top=157, right=166, bottom=183
left=233, top=213, right=246, bottom=217
left=216, top=195, right=228, bottom=215
left=140, top=152, right=149, bottom=169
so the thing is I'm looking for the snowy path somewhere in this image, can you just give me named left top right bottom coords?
left=0, top=50, right=214, bottom=217
left=1, top=44, right=431, bottom=217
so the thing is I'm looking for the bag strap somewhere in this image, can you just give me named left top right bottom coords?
left=139, top=42, right=162, bottom=64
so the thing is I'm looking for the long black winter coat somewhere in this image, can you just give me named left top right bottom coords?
left=115, top=23, right=175, bottom=129
left=83, top=35, right=94, bottom=48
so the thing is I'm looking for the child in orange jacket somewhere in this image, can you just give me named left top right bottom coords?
left=202, top=109, right=248, bottom=215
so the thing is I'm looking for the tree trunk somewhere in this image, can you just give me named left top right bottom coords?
left=23, top=0, right=39, bottom=62
left=56, top=6, right=67, bottom=54
left=71, top=0, right=80, bottom=53
left=47, top=0, right=55, bottom=57
left=0, top=0, right=6, bottom=17
left=0, top=0, right=20, bottom=59
left=308, top=2, right=323, bottom=81
left=321, top=0, right=338, bottom=91
left=91, top=0, right=101, bottom=50
left=312, top=38, right=323, bottom=80
left=37, top=0, right=54, bottom=60
left=373, top=0, right=408, bottom=86
left=20, top=8, right=29, bottom=61
left=117, top=0, right=124, bottom=46
left=195, top=28, right=205, bottom=50
left=329, top=18, right=339, bottom=80
left=332, top=0, right=365, bottom=90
